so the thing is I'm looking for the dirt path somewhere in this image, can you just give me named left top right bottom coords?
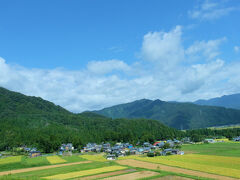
left=155, top=175, right=193, bottom=180
left=0, top=161, right=92, bottom=176
left=79, top=169, right=136, bottom=180
left=103, top=171, right=159, bottom=180
left=117, top=159, right=238, bottom=180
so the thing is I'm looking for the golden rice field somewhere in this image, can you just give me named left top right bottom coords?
left=118, top=155, right=141, bottom=160
left=135, top=154, right=240, bottom=178
left=43, top=165, right=127, bottom=180
left=81, top=154, right=107, bottom=162
left=0, top=156, right=22, bottom=165
left=215, top=138, right=229, bottom=142
left=46, top=155, right=66, bottom=164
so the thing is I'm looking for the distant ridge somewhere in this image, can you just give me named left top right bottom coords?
left=94, top=98, right=240, bottom=129
left=194, top=93, right=240, bottom=110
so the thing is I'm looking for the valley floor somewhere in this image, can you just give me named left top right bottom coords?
left=0, top=142, right=240, bottom=180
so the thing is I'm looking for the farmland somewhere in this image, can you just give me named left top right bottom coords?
left=134, top=154, right=240, bottom=178
left=0, top=143, right=240, bottom=179
left=182, top=142, right=240, bottom=157
left=43, top=165, right=127, bottom=179
left=81, top=154, right=108, bottom=162
left=0, top=156, right=22, bottom=165
left=0, top=155, right=85, bottom=172
left=46, top=156, right=66, bottom=164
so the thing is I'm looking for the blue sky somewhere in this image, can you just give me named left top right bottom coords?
left=0, top=0, right=240, bottom=112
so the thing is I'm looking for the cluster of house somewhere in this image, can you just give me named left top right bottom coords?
left=59, top=143, right=74, bottom=155
left=204, top=139, right=216, bottom=143
left=234, top=136, right=240, bottom=141
left=81, top=140, right=184, bottom=159
left=16, top=146, right=42, bottom=158
left=14, top=139, right=185, bottom=159
left=21, top=144, right=74, bottom=158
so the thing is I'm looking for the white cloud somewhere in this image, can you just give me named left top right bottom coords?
left=180, top=59, right=224, bottom=94
left=1, top=26, right=240, bottom=112
left=141, top=26, right=184, bottom=70
left=186, top=38, right=226, bottom=61
left=234, top=46, right=240, bottom=53
left=189, top=0, right=236, bottom=20
left=87, top=59, right=130, bottom=74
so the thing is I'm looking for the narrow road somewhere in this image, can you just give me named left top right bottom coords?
left=117, top=159, right=238, bottom=180
left=0, top=161, right=92, bottom=176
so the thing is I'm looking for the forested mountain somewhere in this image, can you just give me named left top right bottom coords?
left=94, top=99, right=240, bottom=129
left=0, top=87, right=182, bottom=152
left=194, top=93, right=240, bottom=110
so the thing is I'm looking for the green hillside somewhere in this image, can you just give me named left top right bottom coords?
left=0, top=87, right=182, bottom=152
left=94, top=99, right=240, bottom=129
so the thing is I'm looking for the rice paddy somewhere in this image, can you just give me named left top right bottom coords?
left=0, top=143, right=240, bottom=180
left=135, top=155, right=240, bottom=178
left=46, top=155, right=67, bottom=164
left=81, top=154, right=107, bottom=162
left=43, top=165, right=127, bottom=179
left=0, top=156, right=22, bottom=165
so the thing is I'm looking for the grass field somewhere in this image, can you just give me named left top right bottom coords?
left=182, top=142, right=240, bottom=157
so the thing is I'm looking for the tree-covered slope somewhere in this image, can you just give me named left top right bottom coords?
left=0, top=87, right=69, bottom=114
left=0, top=87, right=182, bottom=152
left=194, top=93, right=240, bottom=110
left=94, top=99, right=240, bottom=129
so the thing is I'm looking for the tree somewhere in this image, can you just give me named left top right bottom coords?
left=162, top=143, right=170, bottom=150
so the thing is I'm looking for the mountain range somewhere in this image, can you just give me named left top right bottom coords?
left=94, top=98, right=240, bottom=130
left=194, top=94, right=240, bottom=110
left=0, top=87, right=180, bottom=152
left=1, top=86, right=240, bottom=152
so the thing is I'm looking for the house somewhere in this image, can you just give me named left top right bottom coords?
left=22, top=146, right=37, bottom=152
left=166, top=140, right=175, bottom=147
left=181, top=137, right=193, bottom=144
left=106, top=154, right=117, bottom=160
left=173, top=139, right=182, bottom=144
left=102, top=143, right=111, bottom=153
left=83, top=143, right=99, bottom=152
left=161, top=149, right=184, bottom=156
left=154, top=141, right=165, bottom=148
left=29, top=151, right=41, bottom=158
left=143, top=147, right=151, bottom=153
left=138, top=148, right=144, bottom=154
left=143, top=142, right=151, bottom=147
left=60, top=143, right=74, bottom=151
left=204, top=139, right=215, bottom=143
left=234, top=137, right=240, bottom=141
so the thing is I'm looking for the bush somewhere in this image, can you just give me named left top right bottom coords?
left=147, top=152, right=155, bottom=157
left=166, top=151, right=172, bottom=156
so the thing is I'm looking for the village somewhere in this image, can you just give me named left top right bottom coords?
left=1, top=136, right=240, bottom=160
left=0, top=139, right=184, bottom=160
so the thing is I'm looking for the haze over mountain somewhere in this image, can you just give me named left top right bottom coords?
left=194, top=93, right=240, bottom=110
left=94, top=99, right=240, bottom=130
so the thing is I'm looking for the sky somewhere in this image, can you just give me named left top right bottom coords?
left=0, top=0, right=240, bottom=112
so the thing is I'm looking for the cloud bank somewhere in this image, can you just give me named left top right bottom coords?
left=1, top=26, right=240, bottom=112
